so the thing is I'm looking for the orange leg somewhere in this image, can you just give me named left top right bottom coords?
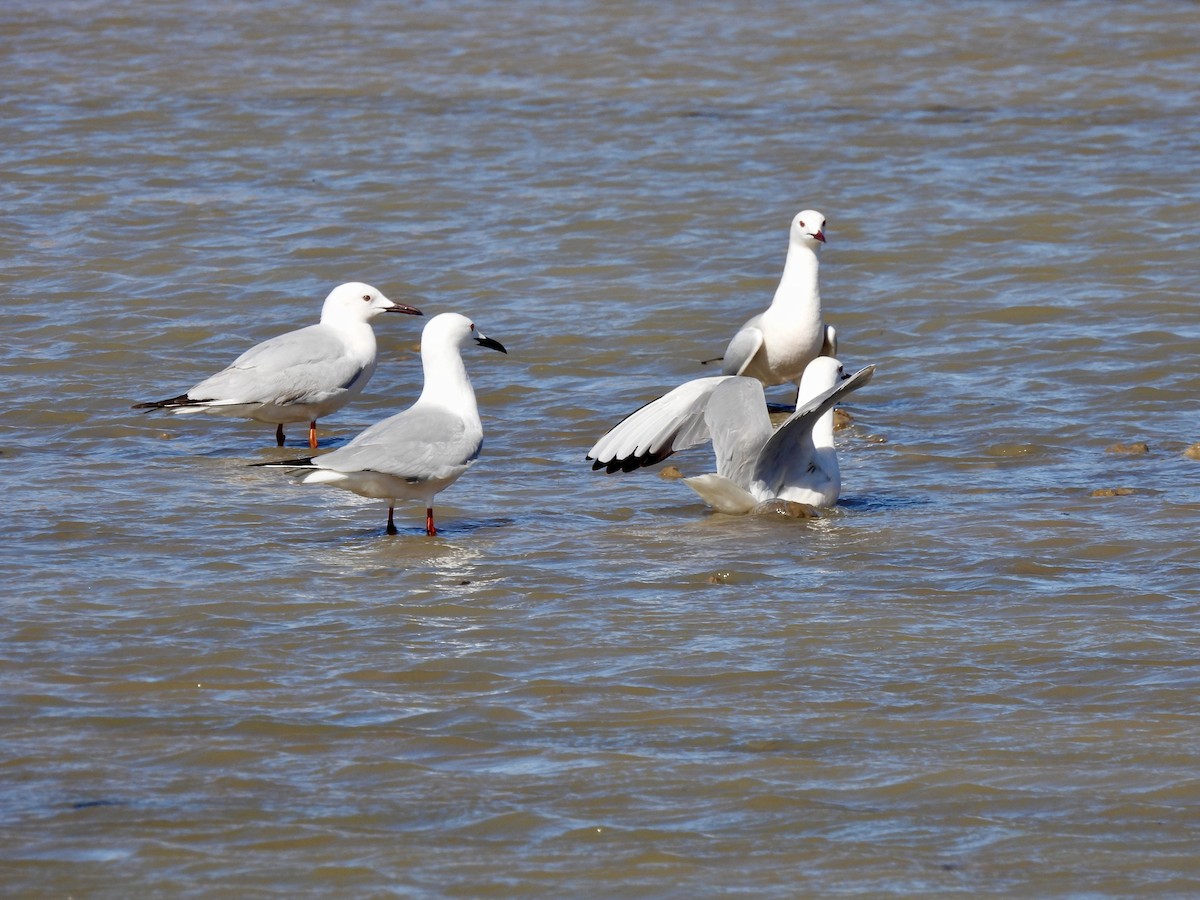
left=425, top=507, right=437, bottom=536
left=387, top=505, right=398, bottom=535
left=275, top=424, right=285, bottom=446
left=308, top=420, right=318, bottom=450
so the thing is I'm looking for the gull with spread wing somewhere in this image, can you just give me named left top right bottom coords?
left=589, top=356, right=874, bottom=514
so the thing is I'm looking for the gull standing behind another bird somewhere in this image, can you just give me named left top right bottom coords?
left=253, top=312, right=506, bottom=536
left=588, top=356, right=874, bottom=514
left=711, top=209, right=838, bottom=392
left=133, top=282, right=422, bottom=448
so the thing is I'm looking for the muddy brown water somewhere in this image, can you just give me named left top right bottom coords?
left=3, top=1, right=1199, bottom=896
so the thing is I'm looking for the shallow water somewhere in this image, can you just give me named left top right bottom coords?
left=3, top=1, right=1199, bottom=896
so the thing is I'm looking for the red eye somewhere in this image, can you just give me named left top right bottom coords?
left=362, top=294, right=371, bottom=301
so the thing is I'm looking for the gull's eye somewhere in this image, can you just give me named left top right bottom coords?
left=362, top=294, right=372, bottom=302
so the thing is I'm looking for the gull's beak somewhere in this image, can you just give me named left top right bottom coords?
left=385, top=301, right=424, bottom=316
left=475, top=332, right=507, bottom=354
left=812, top=229, right=826, bottom=243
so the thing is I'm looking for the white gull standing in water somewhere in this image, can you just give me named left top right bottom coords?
left=588, top=356, right=874, bottom=514
left=712, top=209, right=838, bottom=392
left=134, top=282, right=422, bottom=448
left=255, top=312, right=506, bottom=536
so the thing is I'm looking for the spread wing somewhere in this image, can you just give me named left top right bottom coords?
left=752, top=365, right=874, bottom=495
left=587, top=376, right=737, bottom=474
left=701, top=377, right=773, bottom=486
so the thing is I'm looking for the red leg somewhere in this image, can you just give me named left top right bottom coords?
left=387, top=505, right=398, bottom=535
left=275, top=423, right=285, bottom=446
left=308, top=420, right=318, bottom=450
left=425, top=507, right=437, bottom=536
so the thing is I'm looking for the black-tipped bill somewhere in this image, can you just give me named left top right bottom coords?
left=385, top=303, right=424, bottom=316
left=476, top=334, right=507, bottom=354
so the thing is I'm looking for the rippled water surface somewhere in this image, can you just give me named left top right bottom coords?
left=3, top=1, right=1199, bottom=896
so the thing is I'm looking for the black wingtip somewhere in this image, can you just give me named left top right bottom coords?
left=589, top=445, right=675, bottom=475
left=132, top=393, right=191, bottom=411
left=249, top=456, right=315, bottom=468
left=618, top=452, right=653, bottom=473
left=132, top=393, right=203, bottom=412
left=589, top=455, right=624, bottom=474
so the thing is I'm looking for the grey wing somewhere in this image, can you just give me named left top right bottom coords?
left=317, top=406, right=479, bottom=481
left=702, top=378, right=773, bottom=487
left=188, top=325, right=362, bottom=405
left=821, top=324, right=838, bottom=357
left=752, top=365, right=875, bottom=493
left=720, top=317, right=765, bottom=377
left=587, top=376, right=735, bottom=474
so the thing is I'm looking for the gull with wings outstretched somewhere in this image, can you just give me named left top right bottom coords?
left=589, top=357, right=874, bottom=514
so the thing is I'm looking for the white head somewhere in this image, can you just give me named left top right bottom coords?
left=319, top=281, right=423, bottom=325
left=798, top=355, right=845, bottom=450
left=798, top=355, right=843, bottom=400
left=789, top=209, right=827, bottom=250
left=420, top=312, right=507, bottom=356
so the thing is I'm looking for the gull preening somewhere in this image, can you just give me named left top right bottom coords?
left=133, top=282, right=422, bottom=448
left=588, top=356, right=874, bottom=514
left=254, top=312, right=506, bottom=536
left=710, top=209, right=837, bottom=390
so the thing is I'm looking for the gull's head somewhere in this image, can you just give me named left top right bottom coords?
left=422, top=312, right=507, bottom=356
left=789, top=209, right=827, bottom=249
left=799, top=355, right=843, bottom=397
left=320, top=282, right=423, bottom=324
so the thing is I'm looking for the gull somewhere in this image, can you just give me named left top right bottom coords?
left=133, top=282, right=422, bottom=448
left=709, top=209, right=838, bottom=391
left=588, top=356, right=874, bottom=514
left=254, top=312, right=506, bottom=536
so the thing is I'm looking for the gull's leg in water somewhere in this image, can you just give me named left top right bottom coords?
left=425, top=507, right=437, bottom=536
left=275, top=424, right=285, bottom=447
left=387, top=505, right=398, bottom=536
left=308, top=420, right=318, bottom=449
